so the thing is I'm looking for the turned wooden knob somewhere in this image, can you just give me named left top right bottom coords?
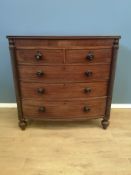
left=83, top=106, right=90, bottom=112
left=38, top=106, right=46, bottom=112
left=85, top=71, right=93, bottom=77
left=86, top=52, right=94, bottom=61
left=36, top=70, right=44, bottom=77
left=37, top=88, right=45, bottom=94
left=84, top=87, right=91, bottom=93
left=35, top=51, right=43, bottom=60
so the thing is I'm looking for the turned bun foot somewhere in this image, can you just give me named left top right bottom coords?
left=19, top=121, right=27, bottom=130
left=101, top=119, right=109, bottom=129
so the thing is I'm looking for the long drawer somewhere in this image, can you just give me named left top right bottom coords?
left=14, top=38, right=115, bottom=47
left=22, top=98, right=106, bottom=119
left=18, top=64, right=110, bottom=82
left=20, top=82, right=108, bottom=99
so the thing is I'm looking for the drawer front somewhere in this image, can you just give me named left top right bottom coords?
left=14, top=38, right=114, bottom=47
left=66, top=48, right=112, bottom=64
left=20, top=82, right=108, bottom=99
left=16, top=49, right=64, bottom=64
left=22, top=98, right=106, bottom=119
left=19, top=64, right=110, bottom=82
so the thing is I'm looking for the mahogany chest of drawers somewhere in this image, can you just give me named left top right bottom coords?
left=7, top=36, right=120, bottom=130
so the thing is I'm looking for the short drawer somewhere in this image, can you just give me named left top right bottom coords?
left=18, top=64, right=110, bottom=83
left=16, top=49, right=64, bottom=64
left=20, top=82, right=108, bottom=99
left=22, top=98, right=106, bottom=119
left=66, top=48, right=112, bottom=64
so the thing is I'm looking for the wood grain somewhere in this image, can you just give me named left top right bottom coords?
left=66, top=48, right=112, bottom=64
left=14, top=38, right=115, bottom=47
left=22, top=98, right=106, bottom=119
left=16, top=49, right=64, bottom=64
left=18, top=64, right=110, bottom=82
left=20, top=82, right=108, bottom=99
left=7, top=36, right=120, bottom=129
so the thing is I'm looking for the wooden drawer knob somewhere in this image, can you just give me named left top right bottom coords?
left=38, top=106, right=46, bottom=112
left=83, top=106, right=90, bottom=112
left=85, top=71, right=93, bottom=77
left=86, top=52, right=94, bottom=61
left=84, top=87, right=91, bottom=93
left=37, top=88, right=45, bottom=94
left=36, top=70, right=44, bottom=77
left=35, top=51, right=43, bottom=60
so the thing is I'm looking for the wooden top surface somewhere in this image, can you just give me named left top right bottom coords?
left=7, top=35, right=121, bottom=40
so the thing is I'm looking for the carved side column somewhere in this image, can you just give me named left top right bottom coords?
left=102, top=39, right=119, bottom=129
left=8, top=38, right=27, bottom=130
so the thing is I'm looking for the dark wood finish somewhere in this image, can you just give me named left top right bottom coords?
left=14, top=39, right=115, bottom=48
left=20, top=82, right=108, bottom=99
left=16, top=49, right=64, bottom=64
left=8, top=39, right=26, bottom=125
left=7, top=36, right=120, bottom=130
left=7, top=36, right=121, bottom=39
left=7, top=36, right=120, bottom=48
left=22, top=98, right=106, bottom=119
left=66, top=48, right=112, bottom=64
left=18, top=64, right=110, bottom=82
left=102, top=39, right=120, bottom=129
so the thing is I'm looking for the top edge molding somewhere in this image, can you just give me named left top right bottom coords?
left=7, top=35, right=121, bottom=40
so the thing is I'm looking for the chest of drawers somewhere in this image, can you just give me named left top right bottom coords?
left=7, top=36, right=120, bottom=130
